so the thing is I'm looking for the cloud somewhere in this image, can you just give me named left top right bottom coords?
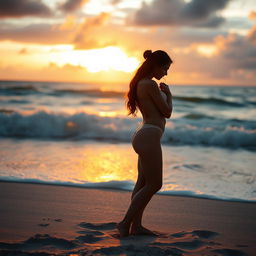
left=39, top=62, right=131, bottom=84
left=182, top=24, right=256, bottom=81
left=248, top=25, right=256, bottom=43
left=249, top=11, right=256, bottom=20
left=48, top=62, right=84, bottom=71
left=215, top=31, right=256, bottom=70
left=111, top=0, right=122, bottom=5
left=128, top=0, right=230, bottom=28
left=0, top=13, right=122, bottom=49
left=59, top=0, right=89, bottom=12
left=164, top=21, right=256, bottom=84
left=181, top=0, right=228, bottom=19
left=72, top=12, right=114, bottom=49
left=19, top=47, right=28, bottom=54
left=0, top=23, right=72, bottom=44
left=0, top=0, right=51, bottom=18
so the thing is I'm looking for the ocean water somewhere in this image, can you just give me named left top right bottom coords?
left=0, top=80, right=255, bottom=202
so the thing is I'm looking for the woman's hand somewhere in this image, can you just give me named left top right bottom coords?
left=160, top=83, right=171, bottom=96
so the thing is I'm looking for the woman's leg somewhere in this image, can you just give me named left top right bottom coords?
left=130, top=156, right=145, bottom=227
left=130, top=156, right=159, bottom=235
left=117, top=128, right=163, bottom=237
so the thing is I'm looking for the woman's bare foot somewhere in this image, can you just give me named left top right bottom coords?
left=117, top=221, right=130, bottom=238
left=130, top=225, right=158, bottom=236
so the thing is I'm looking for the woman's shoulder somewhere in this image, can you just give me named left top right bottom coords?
left=137, top=79, right=160, bottom=99
left=138, top=78, right=157, bottom=87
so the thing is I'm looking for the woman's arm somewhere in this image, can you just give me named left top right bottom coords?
left=160, top=82, right=173, bottom=118
left=146, top=80, right=172, bottom=118
left=165, top=93, right=173, bottom=118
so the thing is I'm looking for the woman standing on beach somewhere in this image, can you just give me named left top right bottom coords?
left=117, top=50, right=173, bottom=237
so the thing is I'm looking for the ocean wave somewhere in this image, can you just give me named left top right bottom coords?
left=53, top=89, right=125, bottom=98
left=183, top=113, right=214, bottom=120
left=0, top=109, right=14, bottom=114
left=0, top=86, right=126, bottom=98
left=174, top=96, right=245, bottom=107
left=0, top=111, right=255, bottom=150
left=0, top=85, right=39, bottom=95
left=2, top=85, right=36, bottom=91
left=164, top=125, right=256, bottom=149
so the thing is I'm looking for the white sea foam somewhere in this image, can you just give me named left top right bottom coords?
left=0, top=177, right=254, bottom=203
left=0, top=110, right=255, bottom=149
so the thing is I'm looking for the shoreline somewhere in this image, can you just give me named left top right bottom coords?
left=1, top=179, right=255, bottom=204
left=0, top=180, right=256, bottom=255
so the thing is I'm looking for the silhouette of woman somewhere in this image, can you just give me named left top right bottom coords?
left=117, top=50, right=173, bottom=237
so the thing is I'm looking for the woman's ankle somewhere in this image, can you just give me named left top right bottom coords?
left=131, top=222, right=142, bottom=229
left=119, top=220, right=130, bottom=226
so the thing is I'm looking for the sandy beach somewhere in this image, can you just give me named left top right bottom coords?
left=0, top=181, right=255, bottom=256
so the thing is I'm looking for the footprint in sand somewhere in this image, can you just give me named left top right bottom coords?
left=212, top=248, right=248, bottom=256
left=75, top=224, right=249, bottom=256
left=54, top=218, right=62, bottom=222
left=0, top=234, right=78, bottom=251
left=76, top=222, right=114, bottom=243
left=38, top=218, right=63, bottom=227
left=150, top=229, right=220, bottom=252
left=171, top=229, right=219, bottom=239
left=38, top=223, right=50, bottom=227
left=77, top=230, right=104, bottom=236
left=78, top=222, right=174, bottom=240
left=75, top=234, right=103, bottom=244
left=78, top=222, right=117, bottom=230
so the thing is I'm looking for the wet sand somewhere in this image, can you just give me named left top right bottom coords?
left=0, top=181, right=255, bottom=255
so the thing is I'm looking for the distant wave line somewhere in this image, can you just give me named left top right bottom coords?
left=1, top=86, right=254, bottom=107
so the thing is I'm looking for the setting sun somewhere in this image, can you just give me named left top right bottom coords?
left=49, top=46, right=139, bottom=73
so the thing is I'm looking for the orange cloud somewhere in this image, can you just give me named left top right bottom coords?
left=248, top=11, right=256, bottom=20
left=19, top=47, right=28, bottom=54
left=73, top=12, right=113, bottom=49
left=248, top=25, right=256, bottom=43
left=59, top=15, right=77, bottom=30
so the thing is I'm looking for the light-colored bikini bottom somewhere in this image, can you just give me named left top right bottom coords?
left=131, top=123, right=164, bottom=142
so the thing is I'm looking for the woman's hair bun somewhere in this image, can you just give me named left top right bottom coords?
left=143, top=50, right=153, bottom=60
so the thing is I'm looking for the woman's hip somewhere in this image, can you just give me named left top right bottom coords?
left=131, top=124, right=163, bottom=153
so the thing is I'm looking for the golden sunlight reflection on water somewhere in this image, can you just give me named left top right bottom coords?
left=77, top=146, right=137, bottom=182
left=0, top=141, right=138, bottom=184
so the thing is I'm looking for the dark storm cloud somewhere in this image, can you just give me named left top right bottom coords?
left=129, top=0, right=230, bottom=27
left=0, top=0, right=51, bottom=18
left=59, top=0, right=89, bottom=12
left=181, top=0, right=228, bottom=19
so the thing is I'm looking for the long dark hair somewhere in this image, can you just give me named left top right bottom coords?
left=125, top=50, right=172, bottom=116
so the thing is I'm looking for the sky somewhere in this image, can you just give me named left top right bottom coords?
left=0, top=0, right=255, bottom=86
